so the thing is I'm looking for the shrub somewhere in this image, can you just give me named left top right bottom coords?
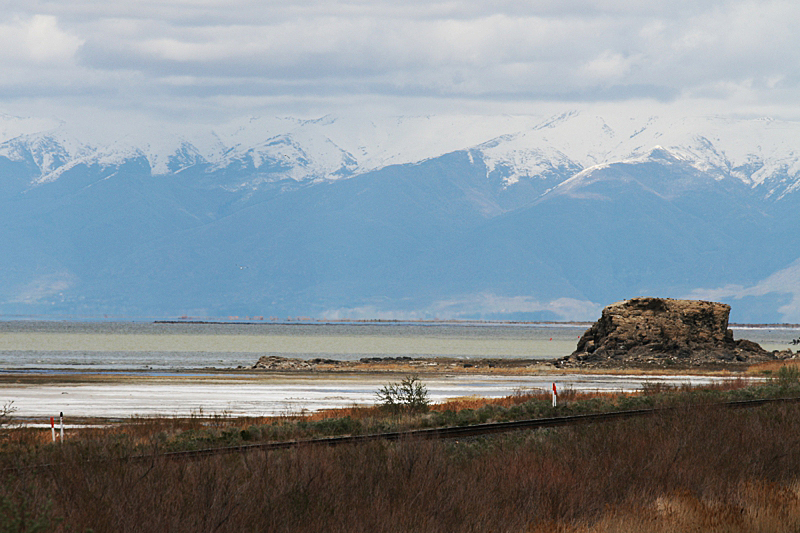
left=0, top=491, right=59, bottom=533
left=376, top=375, right=430, bottom=414
left=309, top=416, right=362, bottom=436
left=0, top=401, right=15, bottom=429
left=775, top=364, right=800, bottom=388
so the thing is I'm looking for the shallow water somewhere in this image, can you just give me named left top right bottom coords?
left=0, top=321, right=793, bottom=418
left=728, top=326, right=800, bottom=352
left=0, top=321, right=585, bottom=370
left=0, top=321, right=796, bottom=371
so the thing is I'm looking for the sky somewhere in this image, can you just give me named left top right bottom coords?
left=1, top=0, right=799, bottom=126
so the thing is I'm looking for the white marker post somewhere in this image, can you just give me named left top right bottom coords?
left=552, top=383, right=557, bottom=407
left=50, top=417, right=55, bottom=442
left=59, top=412, right=64, bottom=442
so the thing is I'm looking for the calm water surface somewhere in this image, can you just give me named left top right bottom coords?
left=1, top=321, right=794, bottom=418
left=0, top=321, right=588, bottom=370
left=0, top=321, right=797, bottom=371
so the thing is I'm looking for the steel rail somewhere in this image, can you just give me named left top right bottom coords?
left=146, top=396, right=800, bottom=462
left=5, top=396, right=800, bottom=471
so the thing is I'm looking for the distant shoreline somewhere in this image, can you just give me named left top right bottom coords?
left=153, top=319, right=595, bottom=327
left=2, top=316, right=799, bottom=328
left=153, top=319, right=800, bottom=328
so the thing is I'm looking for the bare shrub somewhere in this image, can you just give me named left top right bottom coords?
left=376, top=375, right=430, bottom=414
left=0, top=401, right=16, bottom=429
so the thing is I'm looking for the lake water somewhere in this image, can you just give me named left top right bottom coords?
left=0, top=321, right=589, bottom=371
left=0, top=321, right=796, bottom=418
left=0, top=321, right=797, bottom=371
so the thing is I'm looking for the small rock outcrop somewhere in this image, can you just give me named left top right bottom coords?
left=555, top=297, right=792, bottom=368
left=252, top=355, right=318, bottom=371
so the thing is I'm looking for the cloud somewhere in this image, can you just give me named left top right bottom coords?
left=580, top=51, right=639, bottom=83
left=1, top=1, right=799, bottom=120
left=0, top=15, right=92, bottom=102
left=322, top=294, right=603, bottom=321
left=0, top=15, right=83, bottom=64
left=9, top=271, right=77, bottom=305
left=686, top=258, right=800, bottom=323
left=429, top=294, right=603, bottom=321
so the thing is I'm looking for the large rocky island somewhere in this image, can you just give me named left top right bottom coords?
left=555, top=297, right=794, bottom=368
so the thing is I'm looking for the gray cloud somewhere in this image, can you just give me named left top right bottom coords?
left=2, top=0, right=799, bottom=120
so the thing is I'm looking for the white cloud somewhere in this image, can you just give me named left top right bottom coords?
left=0, top=15, right=83, bottom=64
left=579, top=51, right=639, bottom=84
left=1, top=0, right=799, bottom=121
left=9, top=271, right=77, bottom=304
left=319, top=306, right=429, bottom=321
left=687, top=258, right=800, bottom=323
left=322, top=294, right=603, bottom=321
left=429, top=294, right=603, bottom=321
left=26, top=15, right=84, bottom=61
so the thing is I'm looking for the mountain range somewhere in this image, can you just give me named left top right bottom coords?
left=2, top=111, right=800, bottom=323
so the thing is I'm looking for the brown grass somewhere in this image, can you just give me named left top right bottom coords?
left=431, top=388, right=631, bottom=412
left=4, top=395, right=800, bottom=532
left=4, top=380, right=758, bottom=451
left=747, top=359, right=800, bottom=376
left=538, top=480, right=800, bottom=533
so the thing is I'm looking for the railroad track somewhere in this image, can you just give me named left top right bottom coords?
left=149, top=396, right=800, bottom=462
left=5, top=396, right=799, bottom=471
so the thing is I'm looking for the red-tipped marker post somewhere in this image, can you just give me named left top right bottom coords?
left=552, top=383, right=557, bottom=407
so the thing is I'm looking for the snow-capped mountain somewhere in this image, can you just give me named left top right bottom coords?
left=4, top=111, right=800, bottom=198
left=2, top=110, right=800, bottom=323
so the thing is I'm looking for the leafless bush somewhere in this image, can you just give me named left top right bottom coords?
left=0, top=401, right=16, bottom=429
left=376, top=375, right=430, bottom=414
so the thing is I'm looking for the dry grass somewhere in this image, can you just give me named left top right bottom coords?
left=747, top=359, right=800, bottom=376
left=3, top=395, right=800, bottom=532
left=431, top=388, right=631, bottom=412
left=539, top=480, right=800, bottom=533
left=303, top=404, right=383, bottom=422
left=4, top=378, right=800, bottom=532
left=3, top=379, right=759, bottom=450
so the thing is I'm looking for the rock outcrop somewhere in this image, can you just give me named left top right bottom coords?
left=555, top=297, right=793, bottom=368
left=252, top=356, right=319, bottom=371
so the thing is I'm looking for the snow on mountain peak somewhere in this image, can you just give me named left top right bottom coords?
left=0, top=113, right=63, bottom=144
left=471, top=112, right=800, bottom=197
left=2, top=111, right=800, bottom=198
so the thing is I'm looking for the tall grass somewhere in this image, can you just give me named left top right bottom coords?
left=3, top=393, right=800, bottom=531
left=0, top=376, right=775, bottom=458
left=4, top=374, right=800, bottom=531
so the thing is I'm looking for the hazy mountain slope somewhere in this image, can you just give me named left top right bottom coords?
left=2, top=111, right=800, bottom=322
left=77, top=152, right=512, bottom=316
left=467, top=154, right=772, bottom=301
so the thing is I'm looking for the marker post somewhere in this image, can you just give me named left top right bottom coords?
left=50, top=417, right=55, bottom=442
left=552, top=383, right=557, bottom=407
left=59, top=412, right=64, bottom=442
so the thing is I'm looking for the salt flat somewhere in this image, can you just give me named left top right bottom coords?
left=1, top=372, right=741, bottom=419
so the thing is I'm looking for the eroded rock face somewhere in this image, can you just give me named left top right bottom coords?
left=555, top=297, right=789, bottom=368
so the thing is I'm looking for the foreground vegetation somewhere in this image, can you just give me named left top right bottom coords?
left=3, top=364, right=800, bottom=532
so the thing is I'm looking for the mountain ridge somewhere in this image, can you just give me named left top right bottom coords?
left=4, top=112, right=800, bottom=197
left=2, top=111, right=800, bottom=322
